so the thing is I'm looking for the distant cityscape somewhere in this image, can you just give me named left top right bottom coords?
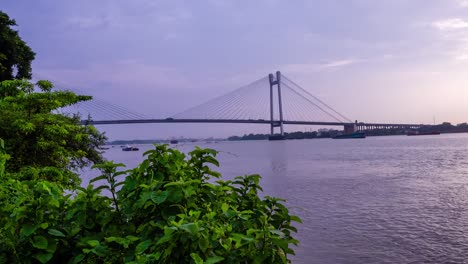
left=107, top=122, right=468, bottom=144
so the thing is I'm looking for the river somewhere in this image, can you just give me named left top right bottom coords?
left=83, top=133, right=468, bottom=263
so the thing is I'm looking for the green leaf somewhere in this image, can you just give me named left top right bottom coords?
left=198, top=237, right=209, bottom=251
left=48, top=228, right=65, bottom=237
left=105, top=236, right=131, bottom=248
left=93, top=245, right=109, bottom=257
left=271, top=238, right=288, bottom=249
left=290, top=215, right=302, bottom=223
left=36, top=80, right=54, bottom=92
left=206, top=256, right=224, bottom=264
left=203, top=156, right=219, bottom=167
left=71, top=254, right=85, bottom=264
left=20, top=224, right=37, bottom=237
left=190, top=253, right=204, bottom=264
left=167, top=189, right=183, bottom=203
left=135, top=239, right=152, bottom=253
left=136, top=191, right=152, bottom=208
left=33, top=252, right=53, bottom=263
left=94, top=185, right=110, bottom=192
left=151, top=190, right=168, bottom=204
left=180, top=223, right=198, bottom=235
left=221, top=203, right=229, bottom=213
left=32, top=236, right=48, bottom=249
left=89, top=175, right=107, bottom=183
left=48, top=198, right=60, bottom=208
left=156, top=233, right=173, bottom=245
left=46, top=240, right=57, bottom=253
left=87, top=240, right=100, bottom=247
left=126, top=235, right=140, bottom=242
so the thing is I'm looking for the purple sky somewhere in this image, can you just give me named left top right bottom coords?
left=3, top=0, right=468, bottom=139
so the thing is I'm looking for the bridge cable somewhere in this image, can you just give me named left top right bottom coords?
left=281, top=82, right=344, bottom=123
left=282, top=76, right=352, bottom=123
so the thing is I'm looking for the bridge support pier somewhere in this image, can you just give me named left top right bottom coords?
left=268, top=71, right=285, bottom=140
left=344, top=121, right=357, bottom=134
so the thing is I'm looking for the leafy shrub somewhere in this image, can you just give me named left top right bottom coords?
left=0, top=144, right=301, bottom=263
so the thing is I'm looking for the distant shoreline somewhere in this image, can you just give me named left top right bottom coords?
left=106, top=138, right=224, bottom=145
left=106, top=124, right=468, bottom=144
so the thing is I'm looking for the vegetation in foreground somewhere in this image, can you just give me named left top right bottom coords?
left=0, top=142, right=301, bottom=263
left=0, top=10, right=301, bottom=263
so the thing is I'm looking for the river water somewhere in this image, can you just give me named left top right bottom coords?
left=83, top=133, right=468, bottom=263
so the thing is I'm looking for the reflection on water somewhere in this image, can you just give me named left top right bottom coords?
left=83, top=134, right=468, bottom=263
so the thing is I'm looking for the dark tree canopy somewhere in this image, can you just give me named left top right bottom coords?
left=0, top=10, right=35, bottom=81
left=0, top=79, right=106, bottom=188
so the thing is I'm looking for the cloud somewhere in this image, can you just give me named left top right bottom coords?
left=455, top=53, right=468, bottom=60
left=35, top=60, right=192, bottom=92
left=282, top=59, right=358, bottom=74
left=163, top=32, right=180, bottom=41
left=155, top=9, right=192, bottom=25
left=457, top=0, right=468, bottom=7
left=67, top=16, right=109, bottom=29
left=432, top=18, right=468, bottom=30
left=64, top=1, right=192, bottom=31
left=320, top=60, right=356, bottom=69
left=450, top=38, right=468, bottom=60
left=431, top=18, right=468, bottom=61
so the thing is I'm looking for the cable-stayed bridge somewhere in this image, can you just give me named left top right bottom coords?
left=63, top=71, right=424, bottom=138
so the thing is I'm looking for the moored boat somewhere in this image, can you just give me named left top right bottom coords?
left=407, top=131, right=440, bottom=136
left=122, top=145, right=139, bottom=151
left=333, top=132, right=366, bottom=139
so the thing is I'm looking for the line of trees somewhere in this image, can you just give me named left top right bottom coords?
left=228, top=130, right=341, bottom=141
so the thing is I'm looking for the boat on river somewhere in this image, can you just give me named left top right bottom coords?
left=333, top=132, right=366, bottom=139
left=407, top=131, right=440, bottom=136
left=122, top=145, right=139, bottom=151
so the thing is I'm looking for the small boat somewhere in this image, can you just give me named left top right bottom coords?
left=407, top=131, right=440, bottom=136
left=122, top=145, right=139, bottom=151
left=170, top=140, right=178, bottom=144
left=333, top=132, right=366, bottom=139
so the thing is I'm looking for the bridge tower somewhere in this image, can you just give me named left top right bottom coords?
left=269, top=71, right=285, bottom=140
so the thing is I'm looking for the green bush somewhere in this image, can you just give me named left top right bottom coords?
left=0, top=144, right=301, bottom=263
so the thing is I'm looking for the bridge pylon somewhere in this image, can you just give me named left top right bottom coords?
left=268, top=71, right=285, bottom=140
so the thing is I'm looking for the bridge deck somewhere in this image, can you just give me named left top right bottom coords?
left=81, top=118, right=424, bottom=128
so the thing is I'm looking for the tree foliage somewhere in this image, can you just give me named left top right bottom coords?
left=0, top=11, right=35, bottom=81
left=0, top=79, right=106, bottom=188
left=0, top=145, right=301, bottom=263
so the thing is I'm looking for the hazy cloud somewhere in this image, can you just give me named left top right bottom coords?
left=457, top=0, right=468, bottom=7
left=432, top=18, right=468, bottom=30
left=320, top=60, right=356, bottom=69
left=67, top=16, right=110, bottom=29
left=155, top=9, right=192, bottom=25
left=36, top=60, right=191, bottom=92
left=282, top=59, right=358, bottom=74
